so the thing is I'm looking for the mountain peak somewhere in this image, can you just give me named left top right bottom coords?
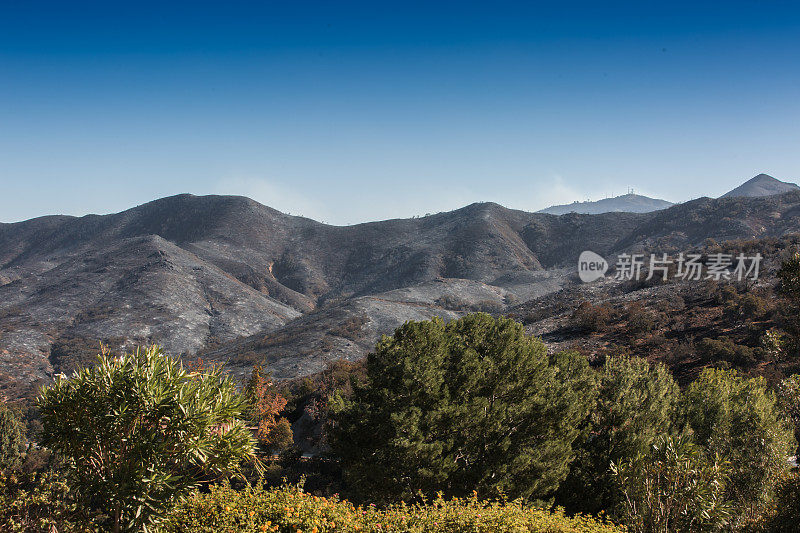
left=537, top=193, right=673, bottom=215
left=721, top=174, right=800, bottom=198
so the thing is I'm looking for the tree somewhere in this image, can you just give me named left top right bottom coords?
left=329, top=314, right=595, bottom=503
left=681, top=367, right=795, bottom=526
left=558, top=355, right=681, bottom=515
left=0, top=403, right=25, bottom=473
left=777, top=253, right=800, bottom=350
left=244, top=366, right=293, bottom=452
left=777, top=373, right=800, bottom=454
left=37, top=345, right=256, bottom=532
left=611, top=435, right=730, bottom=533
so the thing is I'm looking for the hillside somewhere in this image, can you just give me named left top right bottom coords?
left=3, top=190, right=800, bottom=397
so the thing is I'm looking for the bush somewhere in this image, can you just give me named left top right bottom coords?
left=0, top=404, right=25, bottom=474
left=37, top=345, right=257, bottom=532
left=697, top=337, right=757, bottom=366
left=624, top=302, right=658, bottom=336
left=611, top=435, right=730, bottom=533
left=558, top=355, right=680, bottom=515
left=681, top=368, right=796, bottom=527
left=0, top=470, right=79, bottom=532
left=161, top=481, right=625, bottom=533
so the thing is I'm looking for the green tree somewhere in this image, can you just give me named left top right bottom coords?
left=777, top=373, right=800, bottom=454
left=329, top=314, right=595, bottom=503
left=611, top=435, right=730, bottom=533
left=37, top=345, right=256, bottom=532
left=681, top=367, right=795, bottom=526
left=558, top=355, right=681, bottom=515
left=0, top=403, right=25, bottom=473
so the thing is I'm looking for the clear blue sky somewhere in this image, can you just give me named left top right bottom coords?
left=1, top=1, right=799, bottom=224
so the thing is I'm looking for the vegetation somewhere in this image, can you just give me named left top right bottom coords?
left=162, top=482, right=625, bottom=533
left=37, top=345, right=256, bottom=532
left=329, top=314, right=595, bottom=503
left=611, top=435, right=730, bottom=533
left=245, top=366, right=294, bottom=452
left=681, top=368, right=795, bottom=527
left=559, top=356, right=680, bottom=515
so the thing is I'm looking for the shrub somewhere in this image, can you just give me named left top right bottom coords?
left=0, top=404, right=25, bottom=473
left=697, top=337, right=757, bottom=366
left=681, top=368, right=796, bottom=527
left=558, top=355, right=680, bottom=515
left=611, top=435, right=730, bottom=533
left=37, top=345, right=257, bottom=532
left=0, top=469, right=80, bottom=532
left=624, top=303, right=657, bottom=336
left=161, top=481, right=625, bottom=533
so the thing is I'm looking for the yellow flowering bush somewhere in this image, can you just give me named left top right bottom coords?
left=160, top=482, right=624, bottom=533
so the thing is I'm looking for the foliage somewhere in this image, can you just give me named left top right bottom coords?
left=697, top=337, right=758, bottom=367
left=37, top=345, right=257, bottom=532
left=681, top=367, right=795, bottom=527
left=0, top=403, right=26, bottom=473
left=330, top=314, right=596, bottom=503
left=777, top=252, right=800, bottom=301
left=0, top=469, right=82, bottom=532
left=558, top=355, right=680, bottom=516
left=611, top=435, right=730, bottom=533
left=245, top=366, right=294, bottom=452
left=776, top=373, right=800, bottom=454
left=160, top=481, right=625, bottom=533
left=754, top=471, right=800, bottom=533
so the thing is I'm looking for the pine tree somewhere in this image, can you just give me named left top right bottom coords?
left=329, top=313, right=595, bottom=502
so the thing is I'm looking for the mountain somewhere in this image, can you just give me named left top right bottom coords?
left=538, top=193, right=673, bottom=215
left=3, top=191, right=800, bottom=398
left=721, top=173, right=800, bottom=198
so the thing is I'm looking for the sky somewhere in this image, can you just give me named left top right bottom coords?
left=1, top=1, right=799, bottom=225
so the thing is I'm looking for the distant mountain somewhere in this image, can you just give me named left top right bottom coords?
left=538, top=193, right=673, bottom=215
left=721, top=173, right=800, bottom=198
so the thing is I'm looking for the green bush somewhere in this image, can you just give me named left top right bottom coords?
left=161, top=482, right=625, bottom=533
left=37, top=345, right=256, bottom=532
left=611, top=435, right=730, bottom=533
left=558, top=355, right=680, bottom=515
left=681, top=368, right=796, bottom=527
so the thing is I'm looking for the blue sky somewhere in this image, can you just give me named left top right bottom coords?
left=1, top=1, right=799, bottom=224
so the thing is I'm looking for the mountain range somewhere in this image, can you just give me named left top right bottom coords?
left=1, top=173, right=799, bottom=398
left=536, top=173, right=797, bottom=215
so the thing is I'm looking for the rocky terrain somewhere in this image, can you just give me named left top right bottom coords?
left=3, top=177, right=800, bottom=398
